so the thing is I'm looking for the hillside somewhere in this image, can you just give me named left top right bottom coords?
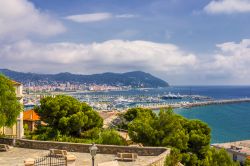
left=0, top=69, right=169, bottom=88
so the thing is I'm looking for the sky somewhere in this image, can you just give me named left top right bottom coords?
left=0, top=0, right=250, bottom=85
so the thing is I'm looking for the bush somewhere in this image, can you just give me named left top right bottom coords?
left=245, top=158, right=250, bottom=166
left=81, top=127, right=101, bottom=139
left=165, top=148, right=182, bottom=166
left=98, top=129, right=127, bottom=145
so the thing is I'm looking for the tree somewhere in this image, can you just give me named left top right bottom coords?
left=0, top=74, right=22, bottom=128
left=128, top=108, right=189, bottom=148
left=35, top=95, right=103, bottom=136
left=98, top=129, right=127, bottom=145
left=157, top=108, right=189, bottom=150
left=184, top=120, right=211, bottom=159
left=124, top=107, right=155, bottom=121
left=245, top=158, right=250, bottom=166
left=201, top=148, right=239, bottom=166
left=165, top=148, right=182, bottom=166
left=116, top=107, right=156, bottom=130
left=128, top=110, right=158, bottom=145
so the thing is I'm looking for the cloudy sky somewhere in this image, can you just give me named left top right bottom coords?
left=1, top=0, right=250, bottom=85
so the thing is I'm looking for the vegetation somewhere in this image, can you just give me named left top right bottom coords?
left=0, top=74, right=22, bottom=128
left=27, top=95, right=126, bottom=145
left=118, top=107, right=238, bottom=166
left=245, top=158, right=250, bottom=166
left=35, top=95, right=103, bottom=137
left=26, top=125, right=126, bottom=145
left=23, top=95, right=240, bottom=165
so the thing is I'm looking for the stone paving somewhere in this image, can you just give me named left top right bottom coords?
left=0, top=147, right=157, bottom=166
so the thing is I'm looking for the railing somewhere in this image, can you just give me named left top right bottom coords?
left=34, top=154, right=66, bottom=166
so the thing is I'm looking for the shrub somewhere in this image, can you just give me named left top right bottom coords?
left=81, top=127, right=101, bottom=139
left=98, top=129, right=127, bottom=145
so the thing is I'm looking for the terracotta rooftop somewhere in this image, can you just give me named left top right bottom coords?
left=23, top=110, right=40, bottom=121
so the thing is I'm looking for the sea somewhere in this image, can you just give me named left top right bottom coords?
left=81, top=86, right=250, bottom=143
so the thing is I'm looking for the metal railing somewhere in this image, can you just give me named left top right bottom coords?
left=34, top=154, right=66, bottom=166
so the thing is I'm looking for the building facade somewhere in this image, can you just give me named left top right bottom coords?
left=212, top=140, right=250, bottom=165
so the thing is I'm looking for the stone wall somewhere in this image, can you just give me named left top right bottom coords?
left=0, top=138, right=167, bottom=156
left=145, top=149, right=170, bottom=166
left=0, top=138, right=14, bottom=145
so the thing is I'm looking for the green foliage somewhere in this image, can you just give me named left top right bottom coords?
left=81, top=103, right=103, bottom=130
left=158, top=109, right=189, bottom=150
left=128, top=110, right=157, bottom=145
left=127, top=107, right=240, bottom=166
left=184, top=120, right=211, bottom=159
left=201, top=148, right=239, bottom=166
left=0, top=74, right=22, bottom=128
left=23, top=124, right=30, bottom=136
left=181, top=152, right=200, bottom=166
left=81, top=127, right=101, bottom=139
left=165, top=148, right=182, bottom=166
left=127, top=107, right=223, bottom=165
left=27, top=125, right=126, bottom=145
left=35, top=95, right=103, bottom=137
left=124, top=107, right=155, bottom=121
left=98, top=129, right=127, bottom=145
left=116, top=108, right=155, bottom=130
left=245, top=158, right=250, bottom=166
left=128, top=107, right=190, bottom=148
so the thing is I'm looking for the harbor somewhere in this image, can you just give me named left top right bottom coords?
left=141, top=98, right=250, bottom=110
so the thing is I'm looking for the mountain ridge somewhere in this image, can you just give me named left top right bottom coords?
left=0, top=69, right=169, bottom=88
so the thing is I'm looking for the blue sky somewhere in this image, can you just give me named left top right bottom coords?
left=1, top=0, right=250, bottom=85
left=30, top=0, right=250, bottom=52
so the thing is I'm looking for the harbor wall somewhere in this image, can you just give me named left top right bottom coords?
left=144, top=98, right=250, bottom=110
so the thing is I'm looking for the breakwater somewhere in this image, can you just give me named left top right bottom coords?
left=141, top=98, right=250, bottom=110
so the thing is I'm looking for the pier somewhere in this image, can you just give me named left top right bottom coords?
left=141, top=98, right=250, bottom=110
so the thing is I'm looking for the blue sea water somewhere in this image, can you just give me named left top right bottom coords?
left=82, top=86, right=250, bottom=99
left=77, top=86, right=250, bottom=143
left=175, top=103, right=250, bottom=143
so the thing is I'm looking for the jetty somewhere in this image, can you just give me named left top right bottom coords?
left=140, top=98, right=250, bottom=110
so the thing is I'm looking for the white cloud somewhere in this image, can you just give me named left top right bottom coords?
left=0, top=0, right=65, bottom=40
left=64, top=13, right=137, bottom=23
left=204, top=0, right=250, bottom=14
left=64, top=13, right=112, bottom=23
left=2, top=39, right=250, bottom=84
left=0, top=40, right=197, bottom=74
left=196, top=39, right=250, bottom=84
left=115, top=14, right=138, bottom=18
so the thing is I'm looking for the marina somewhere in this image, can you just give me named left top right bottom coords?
left=142, top=98, right=250, bottom=110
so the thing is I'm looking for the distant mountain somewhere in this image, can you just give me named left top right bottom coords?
left=0, top=69, right=169, bottom=88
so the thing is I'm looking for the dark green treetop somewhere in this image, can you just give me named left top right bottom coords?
left=35, top=95, right=103, bottom=136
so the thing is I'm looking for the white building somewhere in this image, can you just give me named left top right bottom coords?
left=212, top=140, right=250, bottom=165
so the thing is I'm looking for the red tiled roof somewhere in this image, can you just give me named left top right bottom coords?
left=23, top=110, right=40, bottom=121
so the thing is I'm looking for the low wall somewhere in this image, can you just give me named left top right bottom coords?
left=146, top=149, right=170, bottom=166
left=0, top=138, right=167, bottom=156
left=0, top=137, right=14, bottom=145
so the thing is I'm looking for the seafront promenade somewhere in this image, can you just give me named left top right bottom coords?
left=141, top=98, right=250, bottom=110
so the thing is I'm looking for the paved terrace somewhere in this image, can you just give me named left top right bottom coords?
left=0, top=147, right=162, bottom=166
